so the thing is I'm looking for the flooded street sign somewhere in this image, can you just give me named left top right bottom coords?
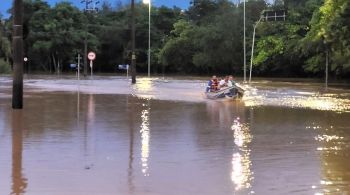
left=88, top=52, right=96, bottom=77
left=118, top=64, right=130, bottom=78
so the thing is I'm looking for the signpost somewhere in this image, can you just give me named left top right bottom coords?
left=118, top=64, right=130, bottom=78
left=24, top=57, right=28, bottom=74
left=76, top=54, right=82, bottom=81
left=88, top=51, right=96, bottom=77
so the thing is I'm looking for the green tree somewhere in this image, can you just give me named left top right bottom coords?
left=26, top=1, right=97, bottom=72
left=251, top=0, right=323, bottom=76
left=0, top=14, right=11, bottom=73
left=0, top=17, right=11, bottom=63
left=303, top=0, right=350, bottom=77
left=158, top=19, right=197, bottom=73
left=192, top=1, right=244, bottom=74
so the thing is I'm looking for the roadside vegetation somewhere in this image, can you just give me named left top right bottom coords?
left=0, top=0, right=349, bottom=78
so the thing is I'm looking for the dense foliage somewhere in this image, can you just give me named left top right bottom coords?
left=0, top=0, right=349, bottom=78
left=0, top=13, right=11, bottom=73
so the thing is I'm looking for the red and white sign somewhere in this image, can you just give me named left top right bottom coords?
left=88, top=52, right=96, bottom=61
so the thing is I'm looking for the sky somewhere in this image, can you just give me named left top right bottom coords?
left=0, top=0, right=191, bottom=18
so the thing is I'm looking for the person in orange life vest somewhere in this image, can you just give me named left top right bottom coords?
left=206, top=75, right=219, bottom=92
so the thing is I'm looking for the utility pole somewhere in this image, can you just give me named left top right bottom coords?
left=12, top=0, right=23, bottom=109
left=130, top=0, right=137, bottom=84
left=81, top=0, right=99, bottom=77
left=243, top=0, right=246, bottom=83
left=142, top=0, right=151, bottom=78
left=147, top=0, right=151, bottom=78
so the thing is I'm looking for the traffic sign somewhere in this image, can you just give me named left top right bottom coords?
left=88, top=52, right=96, bottom=61
left=118, top=64, right=129, bottom=70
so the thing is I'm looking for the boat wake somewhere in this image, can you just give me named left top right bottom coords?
left=242, top=84, right=350, bottom=113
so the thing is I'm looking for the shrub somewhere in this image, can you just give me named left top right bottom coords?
left=0, top=58, right=11, bottom=74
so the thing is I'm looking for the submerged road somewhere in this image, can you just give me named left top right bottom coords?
left=0, top=75, right=349, bottom=194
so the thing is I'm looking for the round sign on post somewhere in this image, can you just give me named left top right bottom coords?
left=88, top=52, right=96, bottom=77
left=88, top=52, right=96, bottom=61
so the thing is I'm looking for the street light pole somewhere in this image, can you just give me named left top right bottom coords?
left=82, top=0, right=89, bottom=77
left=243, top=0, right=246, bottom=83
left=148, top=1, right=151, bottom=78
left=249, top=10, right=286, bottom=83
left=130, top=0, right=137, bottom=84
left=143, top=0, right=151, bottom=78
left=81, top=0, right=99, bottom=77
left=249, top=17, right=262, bottom=83
left=12, top=0, right=23, bottom=109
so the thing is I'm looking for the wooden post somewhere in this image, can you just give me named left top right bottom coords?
left=130, top=0, right=137, bottom=84
left=12, top=0, right=24, bottom=109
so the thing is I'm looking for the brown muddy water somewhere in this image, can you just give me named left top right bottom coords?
left=0, top=75, right=350, bottom=195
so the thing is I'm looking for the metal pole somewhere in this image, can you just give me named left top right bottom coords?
left=249, top=18, right=262, bottom=83
left=82, top=0, right=89, bottom=77
left=78, top=54, right=81, bottom=81
left=90, top=61, right=93, bottom=77
left=12, top=0, right=23, bottom=109
left=147, top=1, right=151, bottom=78
left=84, top=32, right=88, bottom=77
left=243, top=0, right=246, bottom=83
left=325, top=49, right=329, bottom=90
left=131, top=0, right=137, bottom=84
left=249, top=24, right=257, bottom=83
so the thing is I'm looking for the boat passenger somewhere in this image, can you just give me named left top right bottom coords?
left=228, top=75, right=236, bottom=87
left=227, top=75, right=237, bottom=96
left=219, top=76, right=229, bottom=88
left=206, top=75, right=219, bottom=92
left=212, top=77, right=219, bottom=91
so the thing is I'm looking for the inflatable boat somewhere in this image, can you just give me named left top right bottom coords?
left=205, top=85, right=245, bottom=100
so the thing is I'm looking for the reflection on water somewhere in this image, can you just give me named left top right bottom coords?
left=311, top=121, right=350, bottom=194
left=140, top=99, right=151, bottom=176
left=133, top=78, right=155, bottom=99
left=11, top=110, right=27, bottom=195
left=87, top=94, right=95, bottom=122
left=81, top=94, right=96, bottom=168
left=231, top=117, right=253, bottom=191
left=127, top=95, right=135, bottom=194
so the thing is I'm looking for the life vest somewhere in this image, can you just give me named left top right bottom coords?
left=211, top=79, right=219, bottom=91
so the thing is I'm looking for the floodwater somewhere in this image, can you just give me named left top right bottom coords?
left=0, top=75, right=350, bottom=195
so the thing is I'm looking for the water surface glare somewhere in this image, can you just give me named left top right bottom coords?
left=20, top=76, right=350, bottom=112
left=0, top=76, right=350, bottom=194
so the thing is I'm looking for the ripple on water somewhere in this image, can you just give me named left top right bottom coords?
left=243, top=86, right=350, bottom=113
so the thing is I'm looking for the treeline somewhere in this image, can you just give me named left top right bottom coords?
left=0, top=0, right=349, bottom=78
